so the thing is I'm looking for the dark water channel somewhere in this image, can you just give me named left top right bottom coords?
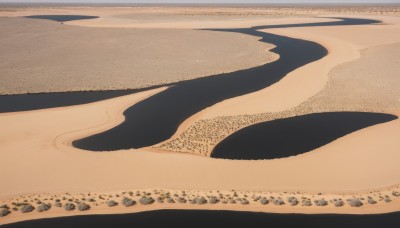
left=3, top=209, right=400, bottom=228
left=212, top=112, right=397, bottom=160
left=74, top=17, right=380, bottom=151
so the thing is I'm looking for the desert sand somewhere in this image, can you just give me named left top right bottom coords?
left=0, top=4, right=400, bottom=225
left=0, top=17, right=276, bottom=95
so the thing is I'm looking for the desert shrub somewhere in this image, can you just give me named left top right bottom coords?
left=37, top=203, right=51, bottom=212
left=240, top=199, right=249, bottom=205
left=176, top=197, right=187, bottom=204
left=367, top=198, right=377, bottom=204
left=209, top=197, right=219, bottom=204
left=260, top=197, right=269, bottom=205
left=302, top=199, right=312, bottom=206
left=0, top=204, right=9, bottom=209
left=334, top=200, right=344, bottom=207
left=384, top=197, right=392, bottom=203
left=77, top=203, right=90, bottom=211
left=107, top=200, right=118, bottom=207
left=0, top=209, right=11, bottom=217
left=392, top=191, right=400, bottom=197
left=314, top=199, right=328, bottom=207
left=121, top=197, right=135, bottom=207
left=229, top=199, right=236, bottom=204
left=167, top=198, right=175, bottom=204
left=14, top=202, right=27, bottom=207
left=195, top=197, right=207, bottom=205
left=139, top=196, right=155, bottom=205
left=156, top=197, right=164, bottom=203
left=88, top=198, right=96, bottom=202
left=347, top=198, right=363, bottom=207
left=287, top=197, right=298, bottom=206
left=20, top=204, right=35, bottom=213
left=54, top=202, right=62, bottom=207
left=64, top=203, right=76, bottom=211
left=272, top=198, right=285, bottom=206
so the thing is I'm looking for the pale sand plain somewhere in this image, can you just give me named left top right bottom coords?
left=0, top=17, right=276, bottom=95
left=0, top=5, right=400, bottom=224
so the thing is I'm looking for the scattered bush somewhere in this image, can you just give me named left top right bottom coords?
left=229, top=199, right=236, bottom=204
left=367, top=198, right=377, bottom=204
left=176, top=197, right=187, bottom=204
left=334, top=200, right=344, bottom=207
left=314, top=199, right=328, bottom=207
left=0, top=204, right=9, bottom=209
left=77, top=203, right=90, bottom=211
left=272, top=198, right=285, bottom=206
left=347, top=198, right=363, bottom=207
left=87, top=198, right=96, bottom=202
left=37, top=203, right=51, bottom=212
left=121, top=197, right=135, bottom=207
left=0, top=208, right=11, bottom=217
left=287, top=197, right=298, bottom=206
left=209, top=197, right=219, bottom=204
left=167, top=198, right=175, bottom=204
left=195, top=197, right=207, bottom=205
left=392, top=191, right=400, bottom=197
left=240, top=199, right=249, bottom=205
left=384, top=197, right=392, bottom=203
left=139, top=197, right=155, bottom=205
left=64, top=203, right=76, bottom=211
left=107, top=200, right=118, bottom=207
left=260, top=197, right=269, bottom=205
left=20, top=204, right=35, bottom=213
left=54, top=202, right=62, bottom=207
left=302, top=199, right=312, bottom=206
left=156, top=197, right=164, bottom=203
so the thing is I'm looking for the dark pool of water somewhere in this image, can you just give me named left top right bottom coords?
left=0, top=89, right=146, bottom=113
left=3, top=210, right=400, bottom=228
left=75, top=18, right=380, bottom=151
left=25, top=15, right=99, bottom=22
left=212, top=112, right=397, bottom=160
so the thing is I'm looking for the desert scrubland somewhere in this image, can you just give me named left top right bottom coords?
left=0, top=4, right=399, bottom=225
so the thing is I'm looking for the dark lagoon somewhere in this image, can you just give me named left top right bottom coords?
left=0, top=89, right=143, bottom=113
left=74, top=17, right=380, bottom=151
left=3, top=210, right=400, bottom=228
left=212, top=112, right=397, bottom=160
left=25, top=15, right=99, bottom=22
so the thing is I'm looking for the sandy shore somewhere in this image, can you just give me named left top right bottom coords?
left=0, top=5, right=399, bottom=225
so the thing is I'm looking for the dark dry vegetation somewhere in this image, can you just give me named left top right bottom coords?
left=0, top=188, right=398, bottom=218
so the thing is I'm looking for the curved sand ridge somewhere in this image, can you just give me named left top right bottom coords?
left=1, top=14, right=400, bottom=224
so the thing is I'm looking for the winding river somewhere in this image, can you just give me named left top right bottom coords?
left=74, top=17, right=380, bottom=151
